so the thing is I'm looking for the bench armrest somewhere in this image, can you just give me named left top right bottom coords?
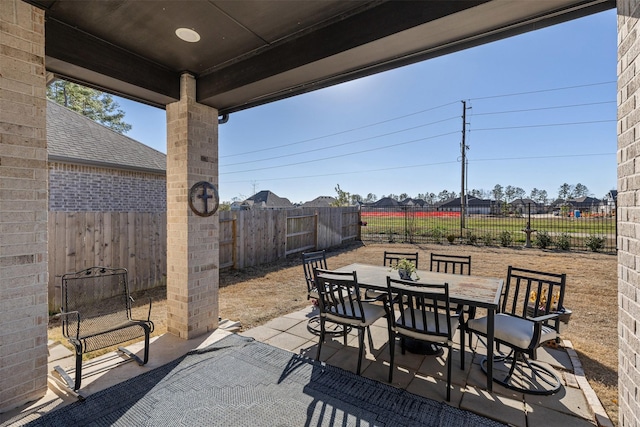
left=130, top=297, right=154, bottom=331
left=57, top=310, right=81, bottom=339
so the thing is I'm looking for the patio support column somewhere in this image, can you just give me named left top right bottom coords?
left=618, top=1, right=640, bottom=425
left=165, top=73, right=219, bottom=339
left=0, top=0, right=49, bottom=412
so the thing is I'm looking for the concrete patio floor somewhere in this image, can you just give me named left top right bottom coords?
left=242, top=306, right=614, bottom=427
left=0, top=310, right=613, bottom=427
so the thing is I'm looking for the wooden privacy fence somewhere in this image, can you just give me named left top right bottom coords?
left=48, top=207, right=360, bottom=311
left=48, top=211, right=167, bottom=312
left=218, top=206, right=360, bottom=269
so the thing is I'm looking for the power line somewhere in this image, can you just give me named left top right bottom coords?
left=222, top=116, right=459, bottom=167
left=468, top=81, right=616, bottom=102
left=472, top=119, right=615, bottom=132
left=221, top=160, right=460, bottom=184
left=223, top=111, right=615, bottom=169
left=220, top=131, right=459, bottom=175
left=220, top=152, right=614, bottom=185
left=221, top=82, right=615, bottom=160
left=221, top=114, right=614, bottom=169
left=219, top=81, right=616, bottom=181
left=221, top=100, right=460, bottom=158
left=471, top=100, right=615, bottom=116
left=470, top=152, right=614, bottom=162
left=220, top=119, right=615, bottom=175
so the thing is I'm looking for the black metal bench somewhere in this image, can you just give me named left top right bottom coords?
left=53, top=266, right=154, bottom=393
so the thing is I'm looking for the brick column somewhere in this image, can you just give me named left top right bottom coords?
left=617, top=1, right=640, bottom=425
left=0, top=0, right=49, bottom=412
left=165, top=73, right=219, bottom=338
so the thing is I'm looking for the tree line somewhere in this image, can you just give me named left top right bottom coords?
left=333, top=183, right=605, bottom=206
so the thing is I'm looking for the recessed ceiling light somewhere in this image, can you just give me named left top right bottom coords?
left=175, top=28, right=200, bottom=43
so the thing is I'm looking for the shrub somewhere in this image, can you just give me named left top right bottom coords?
left=466, top=232, right=478, bottom=245
left=556, top=233, right=571, bottom=250
left=481, top=233, right=493, bottom=246
left=386, top=229, right=395, bottom=243
left=446, top=234, right=456, bottom=243
left=535, top=231, right=553, bottom=249
left=585, top=234, right=605, bottom=252
left=498, top=231, right=512, bottom=247
left=429, top=228, right=445, bottom=243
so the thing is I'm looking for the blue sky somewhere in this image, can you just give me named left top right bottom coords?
left=118, top=9, right=617, bottom=204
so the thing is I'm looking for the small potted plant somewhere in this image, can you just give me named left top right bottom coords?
left=391, top=258, right=419, bottom=281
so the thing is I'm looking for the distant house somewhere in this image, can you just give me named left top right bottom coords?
left=550, top=196, right=602, bottom=215
left=436, top=196, right=492, bottom=214
left=401, top=198, right=427, bottom=207
left=600, top=190, right=617, bottom=214
left=510, top=198, right=544, bottom=215
left=232, top=190, right=294, bottom=210
left=557, top=196, right=601, bottom=214
left=301, top=196, right=336, bottom=208
left=367, top=197, right=401, bottom=208
left=570, top=196, right=601, bottom=213
left=47, top=100, right=166, bottom=212
left=549, top=198, right=566, bottom=214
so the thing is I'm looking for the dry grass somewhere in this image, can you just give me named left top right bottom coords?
left=48, top=241, right=618, bottom=424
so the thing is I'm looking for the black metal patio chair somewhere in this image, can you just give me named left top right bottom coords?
left=302, top=250, right=352, bottom=337
left=386, top=277, right=459, bottom=401
left=466, top=266, right=567, bottom=395
left=314, top=268, right=387, bottom=375
left=430, top=252, right=472, bottom=367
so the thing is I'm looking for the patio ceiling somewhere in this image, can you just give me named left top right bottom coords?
left=27, top=0, right=614, bottom=115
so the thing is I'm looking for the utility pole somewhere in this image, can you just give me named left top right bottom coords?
left=460, top=101, right=468, bottom=234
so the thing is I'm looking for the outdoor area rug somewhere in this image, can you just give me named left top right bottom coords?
left=17, top=334, right=506, bottom=427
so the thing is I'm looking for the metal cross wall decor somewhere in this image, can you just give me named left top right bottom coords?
left=188, top=181, right=219, bottom=217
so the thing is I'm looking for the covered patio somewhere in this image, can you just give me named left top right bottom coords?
left=1, top=0, right=637, bottom=426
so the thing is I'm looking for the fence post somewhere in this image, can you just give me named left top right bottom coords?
left=459, top=210, right=463, bottom=239
left=403, top=206, right=408, bottom=242
left=615, top=198, right=618, bottom=251
left=232, top=214, right=237, bottom=269
left=314, top=210, right=319, bottom=250
left=523, top=203, right=534, bottom=248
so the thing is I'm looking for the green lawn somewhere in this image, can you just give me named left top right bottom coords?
left=361, top=213, right=616, bottom=251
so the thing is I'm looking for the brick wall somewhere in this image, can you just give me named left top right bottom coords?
left=0, top=0, right=49, bottom=412
left=49, top=162, right=166, bottom=212
left=617, top=1, right=640, bottom=426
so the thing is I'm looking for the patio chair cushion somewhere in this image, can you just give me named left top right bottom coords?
left=467, top=313, right=557, bottom=350
left=394, top=308, right=459, bottom=344
left=324, top=302, right=386, bottom=327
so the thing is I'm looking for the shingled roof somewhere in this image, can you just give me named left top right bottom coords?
left=301, top=196, right=336, bottom=208
left=246, top=190, right=293, bottom=208
left=47, top=100, right=166, bottom=173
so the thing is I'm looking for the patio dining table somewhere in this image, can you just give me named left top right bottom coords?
left=330, top=262, right=504, bottom=392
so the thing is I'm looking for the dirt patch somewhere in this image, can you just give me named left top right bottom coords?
left=48, top=241, right=618, bottom=424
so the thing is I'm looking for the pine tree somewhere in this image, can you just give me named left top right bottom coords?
left=47, top=80, right=132, bottom=134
